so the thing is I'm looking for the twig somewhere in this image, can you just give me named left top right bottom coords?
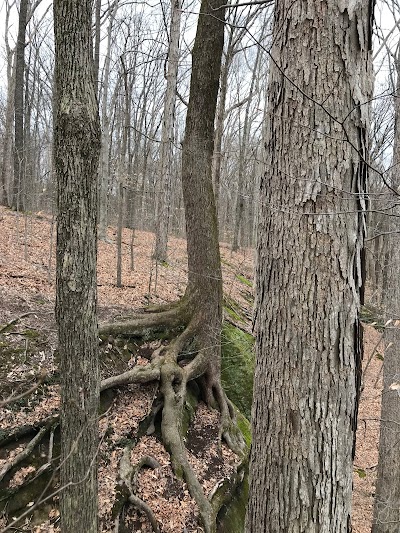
left=0, top=372, right=47, bottom=408
left=0, top=313, right=36, bottom=335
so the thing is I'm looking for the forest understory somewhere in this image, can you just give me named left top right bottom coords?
left=0, top=207, right=382, bottom=532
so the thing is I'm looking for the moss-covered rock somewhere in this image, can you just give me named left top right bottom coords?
left=217, top=413, right=251, bottom=533
left=221, top=322, right=254, bottom=420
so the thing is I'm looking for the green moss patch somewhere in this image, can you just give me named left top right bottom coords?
left=221, top=322, right=254, bottom=420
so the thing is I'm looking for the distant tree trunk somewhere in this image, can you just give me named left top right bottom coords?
left=246, top=1, right=373, bottom=532
left=54, top=0, right=101, bottom=531
left=372, top=43, right=400, bottom=533
left=116, top=181, right=124, bottom=287
left=212, top=27, right=234, bottom=214
left=12, top=0, right=29, bottom=211
left=93, top=0, right=101, bottom=94
left=0, top=2, right=15, bottom=207
left=98, top=3, right=119, bottom=241
left=154, top=0, right=181, bottom=262
left=232, top=44, right=260, bottom=252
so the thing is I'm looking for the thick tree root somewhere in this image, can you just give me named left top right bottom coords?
left=0, top=414, right=59, bottom=447
left=100, top=358, right=164, bottom=391
left=99, top=300, right=190, bottom=338
left=1, top=301, right=248, bottom=533
left=113, top=447, right=161, bottom=533
left=156, top=317, right=247, bottom=533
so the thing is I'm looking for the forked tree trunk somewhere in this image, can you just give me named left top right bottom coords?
left=54, top=1, right=101, bottom=531
left=246, top=1, right=373, bottom=531
left=372, top=44, right=400, bottom=533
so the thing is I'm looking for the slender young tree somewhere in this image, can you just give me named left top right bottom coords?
left=1, top=0, right=16, bottom=207
left=54, top=0, right=101, bottom=531
left=246, top=1, right=374, bottom=531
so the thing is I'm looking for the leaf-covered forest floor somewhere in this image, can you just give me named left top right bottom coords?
left=0, top=206, right=382, bottom=532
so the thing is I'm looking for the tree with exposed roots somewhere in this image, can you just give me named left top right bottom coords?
left=99, top=0, right=245, bottom=531
left=245, top=1, right=374, bottom=531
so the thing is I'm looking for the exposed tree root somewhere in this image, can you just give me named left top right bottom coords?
left=1, top=301, right=248, bottom=533
left=113, top=447, right=161, bottom=533
left=100, top=357, right=164, bottom=391
left=99, top=299, right=190, bottom=338
left=0, top=371, right=47, bottom=408
left=150, top=315, right=246, bottom=532
left=101, top=307, right=247, bottom=532
left=0, top=414, right=58, bottom=447
left=0, top=426, right=48, bottom=483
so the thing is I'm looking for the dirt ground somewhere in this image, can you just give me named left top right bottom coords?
left=0, top=206, right=383, bottom=531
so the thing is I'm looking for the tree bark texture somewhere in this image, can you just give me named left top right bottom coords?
left=246, top=1, right=373, bottom=532
left=181, top=0, right=225, bottom=372
left=54, top=1, right=101, bottom=531
left=12, top=0, right=28, bottom=211
left=372, top=44, right=400, bottom=533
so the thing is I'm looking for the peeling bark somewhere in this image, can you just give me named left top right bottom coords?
left=246, top=1, right=373, bottom=531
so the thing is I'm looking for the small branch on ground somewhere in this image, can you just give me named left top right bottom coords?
left=0, top=312, right=36, bottom=335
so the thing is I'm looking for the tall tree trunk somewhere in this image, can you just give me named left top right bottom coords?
left=372, top=43, right=400, bottom=533
left=12, top=0, right=29, bottom=211
left=181, top=0, right=227, bottom=406
left=154, top=0, right=181, bottom=262
left=212, top=26, right=235, bottom=215
left=1, top=1, right=15, bottom=206
left=246, top=2, right=373, bottom=531
left=54, top=0, right=101, bottom=531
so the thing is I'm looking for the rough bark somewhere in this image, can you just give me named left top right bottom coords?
left=154, top=0, right=181, bottom=262
left=246, top=1, right=374, bottom=532
left=372, top=43, right=400, bottom=533
left=12, top=0, right=29, bottom=211
left=54, top=0, right=101, bottom=531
